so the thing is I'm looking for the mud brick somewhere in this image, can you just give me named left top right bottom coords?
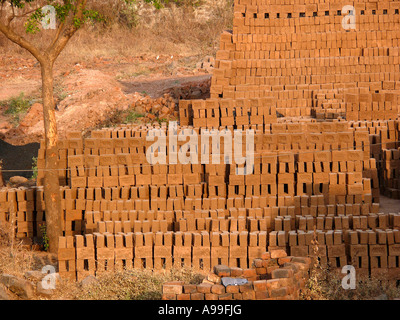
left=214, top=265, right=231, bottom=277
left=238, top=281, right=253, bottom=293
left=242, top=268, right=257, bottom=278
left=215, top=293, right=232, bottom=300
left=253, top=258, right=263, bottom=268
left=327, top=244, right=346, bottom=257
left=191, top=292, right=205, bottom=300
left=203, top=293, right=218, bottom=300
left=184, top=284, right=197, bottom=294
left=290, top=246, right=309, bottom=257
left=119, top=175, right=135, bottom=187
left=270, top=287, right=288, bottom=298
left=389, top=244, right=400, bottom=256
left=349, top=245, right=368, bottom=257
left=133, top=232, right=153, bottom=269
left=115, top=233, right=133, bottom=270
left=163, top=282, right=183, bottom=295
left=242, top=290, right=256, bottom=300
left=369, top=244, right=388, bottom=257
left=271, top=269, right=293, bottom=279
left=388, top=268, right=400, bottom=280
left=370, top=267, right=389, bottom=279
left=261, top=252, right=271, bottom=260
left=135, top=174, right=151, bottom=186
left=254, top=290, right=269, bottom=300
left=211, top=284, right=225, bottom=295
left=197, top=283, right=212, bottom=294
left=222, top=282, right=240, bottom=294
left=253, top=280, right=267, bottom=292
left=87, top=176, right=103, bottom=188
left=162, top=293, right=177, bottom=300
left=230, top=267, right=243, bottom=277
left=176, top=293, right=190, bottom=300
left=95, top=233, right=115, bottom=273
left=76, top=234, right=95, bottom=260
left=58, top=236, right=76, bottom=261
left=207, top=273, right=221, bottom=284
left=70, top=177, right=87, bottom=188
left=270, top=249, right=287, bottom=259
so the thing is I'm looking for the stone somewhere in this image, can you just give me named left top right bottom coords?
left=19, top=103, right=43, bottom=128
left=9, top=176, right=28, bottom=185
left=0, top=274, right=34, bottom=299
left=221, top=277, right=248, bottom=287
left=24, top=270, right=45, bottom=282
left=0, top=285, right=11, bottom=300
left=0, top=121, right=12, bottom=130
left=80, top=275, right=99, bottom=288
left=36, top=281, right=54, bottom=297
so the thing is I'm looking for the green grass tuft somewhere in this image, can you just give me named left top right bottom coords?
left=1, top=92, right=32, bottom=125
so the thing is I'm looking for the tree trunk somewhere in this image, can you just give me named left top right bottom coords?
left=41, top=60, right=61, bottom=253
left=0, top=161, right=4, bottom=187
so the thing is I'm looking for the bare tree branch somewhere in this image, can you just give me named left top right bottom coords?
left=14, top=7, right=42, bottom=18
left=50, top=20, right=65, bottom=48
left=48, top=0, right=88, bottom=61
left=0, top=2, right=5, bottom=19
left=7, top=2, right=15, bottom=26
left=0, top=20, right=44, bottom=63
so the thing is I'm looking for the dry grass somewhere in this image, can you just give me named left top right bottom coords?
left=1, top=222, right=206, bottom=301
left=301, top=265, right=400, bottom=300
left=0, top=222, right=37, bottom=278
left=301, top=233, right=400, bottom=300
left=0, top=0, right=233, bottom=63
left=54, top=267, right=205, bottom=300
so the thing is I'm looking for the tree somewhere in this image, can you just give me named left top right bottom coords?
left=0, top=160, right=4, bottom=187
left=0, top=0, right=102, bottom=253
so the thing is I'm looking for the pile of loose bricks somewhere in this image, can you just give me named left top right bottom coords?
left=162, top=250, right=311, bottom=300
left=0, top=0, right=399, bottom=296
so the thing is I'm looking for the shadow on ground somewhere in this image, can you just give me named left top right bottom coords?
left=0, top=140, right=39, bottom=181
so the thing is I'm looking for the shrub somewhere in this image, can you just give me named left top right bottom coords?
left=2, top=93, right=32, bottom=125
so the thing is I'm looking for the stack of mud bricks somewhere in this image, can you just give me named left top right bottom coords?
left=348, top=119, right=399, bottom=200
left=207, top=0, right=400, bottom=118
left=345, top=228, right=400, bottom=281
left=311, top=88, right=347, bottom=120
left=162, top=249, right=311, bottom=300
left=285, top=230, right=347, bottom=270
left=270, top=212, right=400, bottom=281
left=180, top=97, right=277, bottom=130
left=36, top=131, right=83, bottom=187
left=58, top=233, right=135, bottom=280
left=345, top=92, right=399, bottom=121
left=382, top=148, right=400, bottom=199
left=0, top=187, right=37, bottom=245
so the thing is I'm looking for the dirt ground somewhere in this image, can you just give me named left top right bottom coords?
left=0, top=53, right=211, bottom=146
left=378, top=196, right=400, bottom=214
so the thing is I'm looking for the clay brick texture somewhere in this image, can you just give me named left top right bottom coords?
left=1, top=0, right=400, bottom=296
